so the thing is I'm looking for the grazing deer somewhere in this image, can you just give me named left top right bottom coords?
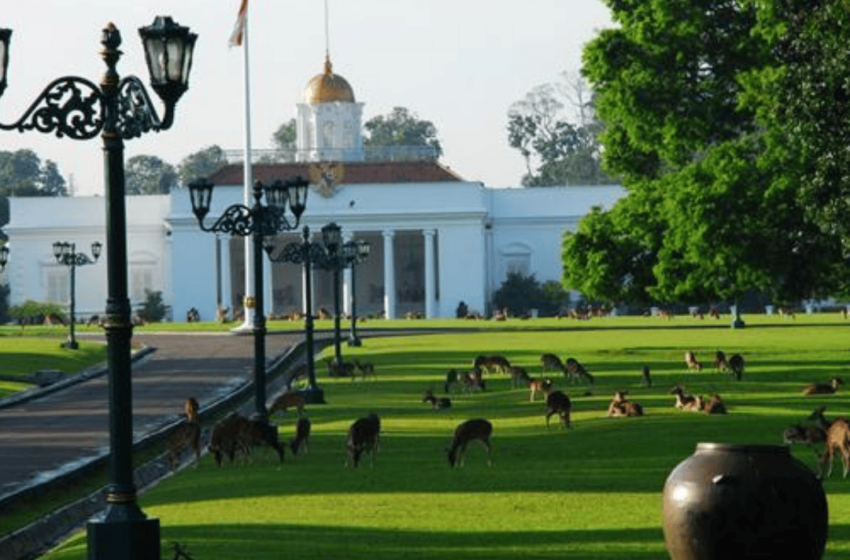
left=727, top=353, right=744, bottom=381
left=527, top=376, right=553, bottom=402
left=352, top=359, right=376, bottom=381
left=703, top=393, right=726, bottom=414
left=208, top=412, right=284, bottom=466
left=447, top=418, right=493, bottom=468
left=422, top=388, right=452, bottom=409
left=445, top=368, right=461, bottom=393
left=713, top=350, right=728, bottom=373
left=671, top=385, right=699, bottom=410
left=640, top=365, right=652, bottom=387
left=460, top=368, right=486, bottom=392
left=607, top=390, right=643, bottom=417
left=565, top=357, right=594, bottom=385
left=545, top=390, right=571, bottom=429
left=347, top=413, right=381, bottom=469
left=473, top=354, right=511, bottom=374
left=166, top=398, right=201, bottom=470
left=802, top=376, right=844, bottom=396
left=540, top=353, right=566, bottom=376
left=290, top=416, right=311, bottom=456
left=508, top=365, right=530, bottom=388
left=326, top=359, right=355, bottom=377
left=784, top=406, right=828, bottom=452
left=820, top=416, right=850, bottom=478
left=268, top=391, right=306, bottom=417
left=684, top=351, right=703, bottom=372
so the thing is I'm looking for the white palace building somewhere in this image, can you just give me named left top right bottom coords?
left=4, top=56, right=623, bottom=322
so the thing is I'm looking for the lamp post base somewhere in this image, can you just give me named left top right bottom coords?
left=298, top=384, right=326, bottom=405
left=347, top=336, right=362, bottom=347
left=731, top=318, right=746, bottom=329
left=87, top=508, right=160, bottom=560
left=62, top=339, right=79, bottom=350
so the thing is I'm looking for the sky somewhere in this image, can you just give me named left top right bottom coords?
left=2, top=1, right=614, bottom=196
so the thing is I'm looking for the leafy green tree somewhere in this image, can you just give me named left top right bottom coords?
left=177, top=145, right=226, bottom=185
left=508, top=74, right=614, bottom=186
left=364, top=107, right=442, bottom=157
left=125, top=155, right=178, bottom=195
left=0, top=149, right=68, bottom=229
left=491, top=272, right=546, bottom=316
left=272, top=119, right=297, bottom=151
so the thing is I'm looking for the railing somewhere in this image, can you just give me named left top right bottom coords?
left=223, top=145, right=439, bottom=165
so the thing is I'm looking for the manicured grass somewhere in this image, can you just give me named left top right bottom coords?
left=30, top=315, right=850, bottom=559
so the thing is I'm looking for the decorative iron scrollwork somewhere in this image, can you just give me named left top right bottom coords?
left=205, top=204, right=256, bottom=236
left=0, top=76, right=103, bottom=139
left=116, top=76, right=164, bottom=140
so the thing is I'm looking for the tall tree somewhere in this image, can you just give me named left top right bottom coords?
left=363, top=107, right=442, bottom=157
left=125, top=155, right=177, bottom=195
left=0, top=149, right=67, bottom=229
left=508, top=73, right=614, bottom=186
left=177, top=145, right=227, bottom=185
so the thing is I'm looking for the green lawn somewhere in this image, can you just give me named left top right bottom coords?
left=24, top=314, right=850, bottom=559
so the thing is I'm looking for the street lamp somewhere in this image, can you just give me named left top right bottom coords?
left=0, top=17, right=196, bottom=560
left=344, top=239, right=371, bottom=346
left=321, top=222, right=345, bottom=366
left=265, top=226, right=329, bottom=404
left=188, top=176, right=308, bottom=419
left=53, top=240, right=102, bottom=349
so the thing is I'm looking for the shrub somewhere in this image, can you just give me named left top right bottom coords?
left=140, top=290, right=167, bottom=323
left=9, top=300, right=66, bottom=327
left=491, top=272, right=546, bottom=317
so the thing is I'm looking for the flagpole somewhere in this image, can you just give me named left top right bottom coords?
left=236, top=6, right=257, bottom=332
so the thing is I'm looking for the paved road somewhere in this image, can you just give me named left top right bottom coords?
left=0, top=331, right=302, bottom=502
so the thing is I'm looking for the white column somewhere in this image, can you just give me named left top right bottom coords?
left=221, top=237, right=233, bottom=317
left=382, top=230, right=396, bottom=319
left=264, top=251, right=273, bottom=316
left=343, top=232, right=353, bottom=317
left=423, top=229, right=436, bottom=319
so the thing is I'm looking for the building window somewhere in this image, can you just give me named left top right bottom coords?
left=505, top=258, right=530, bottom=278
left=46, top=268, right=69, bottom=305
left=130, top=266, right=155, bottom=305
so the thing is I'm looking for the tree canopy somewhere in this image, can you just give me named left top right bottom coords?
left=563, top=0, right=848, bottom=307
left=363, top=107, right=442, bottom=157
left=125, top=155, right=178, bottom=195
left=0, top=149, right=67, bottom=231
left=177, top=145, right=227, bottom=185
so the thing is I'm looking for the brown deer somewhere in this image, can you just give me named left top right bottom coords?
left=803, top=376, right=843, bottom=396
left=268, top=391, right=306, bottom=417
left=473, top=354, right=511, bottom=374
left=508, top=365, right=530, bottom=388
left=422, top=388, right=452, bottom=409
left=460, top=368, right=486, bottom=392
left=684, top=351, right=703, bottom=372
left=727, top=353, right=745, bottom=381
left=445, top=368, right=461, bottom=393
left=166, top=397, right=201, bottom=470
left=208, top=412, right=284, bottom=466
left=289, top=416, right=311, bottom=456
left=670, top=385, right=699, bottom=411
left=527, top=376, right=553, bottom=402
left=352, top=359, right=376, bottom=381
left=447, top=418, right=493, bottom=468
left=347, top=413, right=381, bottom=469
left=820, top=416, right=850, bottom=478
left=565, top=357, right=594, bottom=385
left=607, top=390, right=643, bottom=417
left=713, top=350, right=728, bottom=373
left=783, top=406, right=829, bottom=451
left=545, top=390, right=571, bottom=429
left=703, top=393, right=726, bottom=414
left=540, top=353, right=566, bottom=376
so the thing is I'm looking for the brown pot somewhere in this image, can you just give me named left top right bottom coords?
left=662, top=443, right=828, bottom=560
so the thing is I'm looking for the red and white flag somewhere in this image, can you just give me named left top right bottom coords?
left=229, top=0, right=248, bottom=47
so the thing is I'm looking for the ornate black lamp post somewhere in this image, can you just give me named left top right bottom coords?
left=0, top=242, right=8, bottom=271
left=0, top=17, right=196, bottom=560
left=53, top=241, right=102, bottom=349
left=265, top=225, right=329, bottom=404
left=320, top=222, right=345, bottom=366
left=344, top=239, right=371, bottom=347
left=188, top=176, right=308, bottom=419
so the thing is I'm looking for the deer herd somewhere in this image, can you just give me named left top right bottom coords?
left=163, top=346, right=849, bottom=478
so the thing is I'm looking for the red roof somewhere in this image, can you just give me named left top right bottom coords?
left=207, top=161, right=464, bottom=185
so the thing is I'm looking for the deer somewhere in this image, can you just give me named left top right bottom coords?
left=445, top=369, right=461, bottom=393
left=703, top=393, right=726, bottom=414
left=352, top=359, right=376, bottom=381
left=684, top=351, right=703, bottom=372
left=473, top=354, right=511, bottom=374
left=446, top=418, right=493, bottom=468
left=290, top=416, right=311, bottom=456
left=784, top=406, right=829, bottom=453
left=460, top=368, right=486, bottom=392
left=540, top=353, right=566, bottom=376
left=820, top=416, right=850, bottom=478
left=268, top=391, right=306, bottom=417
left=638, top=365, right=651, bottom=388
left=545, top=390, right=571, bottom=429
left=422, top=388, right=452, bottom=409
left=508, top=365, right=530, bottom=388
left=527, top=376, right=553, bottom=402
left=565, top=357, right=594, bottom=386
left=713, top=350, right=728, bottom=373
left=346, top=413, right=381, bottom=469
left=166, top=397, right=201, bottom=470
left=727, top=353, right=745, bottom=381
left=803, top=376, right=844, bottom=396
left=671, top=385, right=700, bottom=411
left=607, top=390, right=643, bottom=417
left=208, top=412, right=284, bottom=466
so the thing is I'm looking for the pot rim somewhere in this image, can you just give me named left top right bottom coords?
left=696, top=442, right=790, bottom=454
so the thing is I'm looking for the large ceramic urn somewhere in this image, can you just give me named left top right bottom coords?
left=662, top=443, right=828, bottom=560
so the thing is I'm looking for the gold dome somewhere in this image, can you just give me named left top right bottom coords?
left=304, top=55, right=355, bottom=104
